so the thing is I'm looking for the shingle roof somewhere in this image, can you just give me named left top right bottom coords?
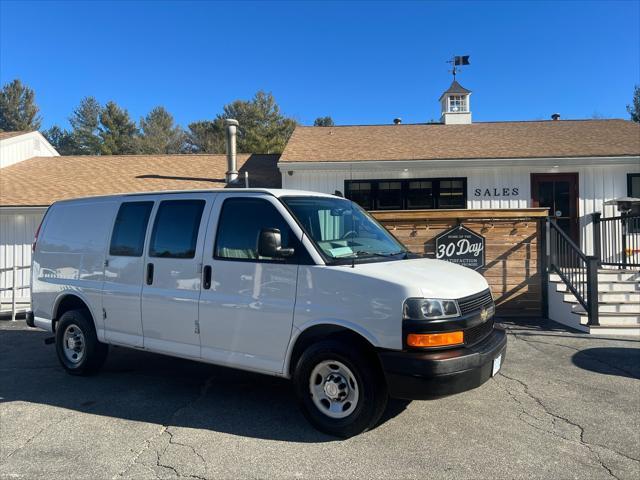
left=0, top=153, right=281, bottom=206
left=0, top=131, right=31, bottom=141
left=439, top=80, right=471, bottom=98
left=279, top=119, right=640, bottom=163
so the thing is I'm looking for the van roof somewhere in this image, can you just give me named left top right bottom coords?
left=52, top=188, right=341, bottom=205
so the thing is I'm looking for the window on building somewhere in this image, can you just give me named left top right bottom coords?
left=214, top=198, right=294, bottom=261
left=407, top=181, right=434, bottom=209
left=346, top=182, right=373, bottom=210
left=345, top=178, right=467, bottom=211
left=448, top=95, right=467, bottom=113
left=149, top=200, right=205, bottom=258
left=628, top=173, right=640, bottom=198
left=376, top=181, right=403, bottom=210
left=109, top=201, right=154, bottom=256
left=438, top=179, right=466, bottom=208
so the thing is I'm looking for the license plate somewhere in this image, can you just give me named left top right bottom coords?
left=492, top=354, right=502, bottom=377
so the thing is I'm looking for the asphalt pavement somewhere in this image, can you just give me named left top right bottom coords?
left=1, top=318, right=639, bottom=480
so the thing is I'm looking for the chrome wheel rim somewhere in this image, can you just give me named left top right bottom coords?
left=309, top=360, right=359, bottom=419
left=62, top=324, right=85, bottom=364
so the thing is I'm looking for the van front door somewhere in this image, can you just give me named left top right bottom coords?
left=141, top=194, right=213, bottom=358
left=198, top=194, right=304, bottom=374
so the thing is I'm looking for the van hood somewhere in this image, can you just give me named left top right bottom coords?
left=341, top=258, right=489, bottom=299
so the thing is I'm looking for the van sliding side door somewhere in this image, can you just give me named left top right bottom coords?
left=140, top=193, right=215, bottom=358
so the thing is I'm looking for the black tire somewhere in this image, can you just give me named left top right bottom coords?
left=293, top=339, right=388, bottom=438
left=55, top=309, right=108, bottom=376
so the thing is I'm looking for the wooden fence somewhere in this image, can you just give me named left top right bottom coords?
left=372, top=208, right=549, bottom=317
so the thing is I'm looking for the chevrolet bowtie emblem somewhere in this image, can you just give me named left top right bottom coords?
left=480, top=307, right=489, bottom=321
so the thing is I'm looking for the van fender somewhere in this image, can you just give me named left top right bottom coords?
left=282, top=318, right=381, bottom=378
left=52, top=290, right=104, bottom=342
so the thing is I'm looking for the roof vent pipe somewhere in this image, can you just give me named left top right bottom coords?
left=224, top=118, right=239, bottom=184
left=551, top=113, right=560, bottom=121
left=393, top=118, right=402, bottom=125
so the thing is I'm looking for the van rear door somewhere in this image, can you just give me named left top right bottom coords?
left=140, top=193, right=214, bottom=358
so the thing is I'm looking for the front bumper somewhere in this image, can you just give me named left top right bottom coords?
left=377, top=326, right=507, bottom=399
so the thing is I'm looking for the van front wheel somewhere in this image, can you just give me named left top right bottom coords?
left=293, top=339, right=388, bottom=438
left=55, top=309, right=108, bottom=375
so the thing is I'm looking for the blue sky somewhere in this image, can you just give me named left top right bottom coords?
left=1, top=0, right=638, bottom=129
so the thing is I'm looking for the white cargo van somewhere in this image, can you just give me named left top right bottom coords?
left=30, top=189, right=506, bottom=437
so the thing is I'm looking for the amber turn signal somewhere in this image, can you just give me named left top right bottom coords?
left=407, top=331, right=464, bottom=348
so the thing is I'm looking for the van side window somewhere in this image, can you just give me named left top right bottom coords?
left=215, top=198, right=294, bottom=261
left=109, top=202, right=154, bottom=257
left=149, top=200, right=205, bottom=259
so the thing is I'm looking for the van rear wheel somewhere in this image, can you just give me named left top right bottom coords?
left=55, top=309, right=108, bottom=375
left=293, top=339, right=388, bottom=438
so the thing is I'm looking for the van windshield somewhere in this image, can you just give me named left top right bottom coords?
left=282, top=196, right=408, bottom=264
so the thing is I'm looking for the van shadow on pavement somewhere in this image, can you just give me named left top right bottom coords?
left=0, top=323, right=409, bottom=442
left=572, top=347, right=640, bottom=379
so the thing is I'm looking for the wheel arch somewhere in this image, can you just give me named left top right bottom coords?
left=52, top=293, right=96, bottom=333
left=285, top=322, right=382, bottom=378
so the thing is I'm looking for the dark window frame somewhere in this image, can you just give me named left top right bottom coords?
left=148, top=199, right=205, bottom=259
left=109, top=201, right=154, bottom=257
left=628, top=173, right=640, bottom=197
left=213, top=197, right=311, bottom=265
left=344, top=177, right=467, bottom=211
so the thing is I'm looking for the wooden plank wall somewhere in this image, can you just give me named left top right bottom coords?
left=372, top=209, right=548, bottom=317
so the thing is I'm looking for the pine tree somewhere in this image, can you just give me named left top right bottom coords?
left=220, top=91, right=297, bottom=153
left=99, top=101, right=139, bottom=154
left=628, top=85, right=640, bottom=123
left=139, top=106, right=185, bottom=154
left=0, top=79, right=42, bottom=131
left=185, top=119, right=226, bottom=153
left=313, top=116, right=334, bottom=127
left=42, top=125, right=76, bottom=155
left=69, top=97, right=102, bottom=154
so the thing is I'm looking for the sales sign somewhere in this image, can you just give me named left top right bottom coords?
left=435, top=225, right=485, bottom=270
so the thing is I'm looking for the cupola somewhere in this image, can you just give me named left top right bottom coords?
left=439, top=80, right=472, bottom=125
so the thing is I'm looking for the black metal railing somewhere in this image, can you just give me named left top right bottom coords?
left=547, top=219, right=599, bottom=326
left=592, top=212, right=640, bottom=268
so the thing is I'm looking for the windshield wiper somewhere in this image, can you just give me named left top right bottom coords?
left=352, top=250, right=407, bottom=258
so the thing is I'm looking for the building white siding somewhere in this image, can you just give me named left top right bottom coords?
left=0, top=209, right=47, bottom=311
left=281, top=161, right=640, bottom=254
left=0, top=131, right=59, bottom=169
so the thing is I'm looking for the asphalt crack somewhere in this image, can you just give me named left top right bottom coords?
left=114, top=373, right=215, bottom=479
left=505, top=331, right=640, bottom=464
left=0, top=412, right=73, bottom=464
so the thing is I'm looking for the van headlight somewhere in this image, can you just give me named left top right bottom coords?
left=403, top=298, right=461, bottom=320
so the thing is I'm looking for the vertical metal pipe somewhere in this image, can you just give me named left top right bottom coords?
left=224, top=119, right=239, bottom=184
left=11, top=264, right=16, bottom=321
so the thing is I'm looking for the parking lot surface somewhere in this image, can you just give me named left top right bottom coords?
left=1, top=319, right=639, bottom=480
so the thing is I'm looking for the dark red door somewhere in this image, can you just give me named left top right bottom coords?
left=531, top=173, right=579, bottom=242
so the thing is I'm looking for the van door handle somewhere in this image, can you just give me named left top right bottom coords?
left=203, top=265, right=212, bottom=290
left=146, top=263, right=154, bottom=285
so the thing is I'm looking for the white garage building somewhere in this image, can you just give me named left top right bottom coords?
left=0, top=131, right=60, bottom=316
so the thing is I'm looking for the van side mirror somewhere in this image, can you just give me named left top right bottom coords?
left=258, top=228, right=295, bottom=258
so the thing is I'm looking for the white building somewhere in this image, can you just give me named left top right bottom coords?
left=279, top=80, right=640, bottom=256
left=0, top=130, right=59, bottom=168
left=0, top=131, right=59, bottom=315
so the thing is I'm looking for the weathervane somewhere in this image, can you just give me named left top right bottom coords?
left=447, top=55, right=470, bottom=79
